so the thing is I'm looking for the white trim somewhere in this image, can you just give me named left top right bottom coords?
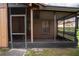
left=10, top=15, right=26, bottom=17
left=10, top=15, right=13, bottom=48
left=25, top=14, right=27, bottom=48
left=31, top=9, right=33, bottom=43
left=12, top=33, right=25, bottom=35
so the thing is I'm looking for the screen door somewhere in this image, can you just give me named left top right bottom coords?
left=10, top=15, right=26, bottom=48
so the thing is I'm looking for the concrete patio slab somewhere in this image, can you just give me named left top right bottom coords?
left=4, top=49, right=26, bottom=56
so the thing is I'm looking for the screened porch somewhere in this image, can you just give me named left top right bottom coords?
left=8, top=3, right=78, bottom=48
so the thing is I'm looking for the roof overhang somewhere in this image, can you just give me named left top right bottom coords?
left=34, top=3, right=78, bottom=20
left=39, top=6, right=79, bottom=12
left=37, top=3, right=79, bottom=12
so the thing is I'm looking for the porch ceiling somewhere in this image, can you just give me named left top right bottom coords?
left=38, top=10, right=74, bottom=20
left=55, top=12, right=74, bottom=20
left=37, top=4, right=76, bottom=20
left=33, top=3, right=77, bottom=20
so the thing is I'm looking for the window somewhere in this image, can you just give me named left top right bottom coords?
left=42, top=20, right=49, bottom=33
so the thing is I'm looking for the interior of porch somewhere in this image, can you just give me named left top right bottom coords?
left=8, top=8, right=75, bottom=42
left=8, top=3, right=77, bottom=48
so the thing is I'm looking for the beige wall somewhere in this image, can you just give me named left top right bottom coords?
left=0, top=4, right=8, bottom=48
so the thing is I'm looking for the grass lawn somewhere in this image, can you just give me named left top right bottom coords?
left=0, top=48, right=9, bottom=56
left=25, top=48, right=79, bottom=56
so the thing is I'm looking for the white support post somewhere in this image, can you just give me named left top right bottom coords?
left=10, top=15, right=13, bottom=48
left=30, top=8, right=33, bottom=43
left=25, top=15, right=27, bottom=48
left=54, top=13, right=56, bottom=40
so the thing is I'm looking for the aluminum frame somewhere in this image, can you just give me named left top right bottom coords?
left=10, top=14, right=27, bottom=48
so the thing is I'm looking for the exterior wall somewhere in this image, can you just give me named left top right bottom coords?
left=33, top=11, right=56, bottom=39
left=33, top=19, right=54, bottom=39
left=0, top=4, right=8, bottom=47
left=40, top=11, right=54, bottom=20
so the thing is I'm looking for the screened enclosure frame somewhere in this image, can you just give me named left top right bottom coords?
left=8, top=3, right=79, bottom=48
left=57, top=13, right=78, bottom=43
left=10, top=14, right=27, bottom=48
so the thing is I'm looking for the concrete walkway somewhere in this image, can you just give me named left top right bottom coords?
left=4, top=49, right=26, bottom=56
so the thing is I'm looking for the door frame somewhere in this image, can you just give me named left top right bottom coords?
left=10, top=14, right=27, bottom=48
